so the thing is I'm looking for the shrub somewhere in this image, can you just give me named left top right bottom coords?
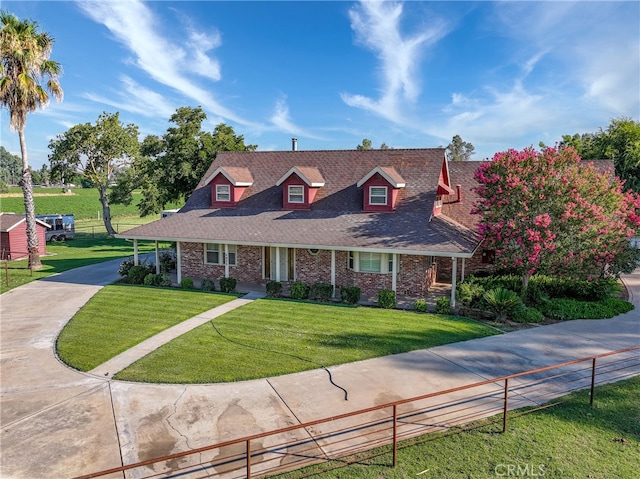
left=158, top=273, right=172, bottom=287
left=0, top=180, right=8, bottom=193
left=378, top=289, right=396, bottom=309
left=180, top=277, right=194, bottom=289
left=143, top=273, right=156, bottom=286
left=537, top=297, right=633, bottom=321
left=290, top=281, right=309, bottom=300
left=310, top=282, right=334, bottom=302
left=413, top=299, right=428, bottom=313
left=435, top=297, right=451, bottom=314
left=158, top=251, right=176, bottom=273
left=340, top=286, right=361, bottom=305
left=118, top=258, right=135, bottom=277
left=266, top=280, right=282, bottom=297
left=456, top=282, right=485, bottom=309
left=201, top=279, right=216, bottom=292
left=510, top=304, right=544, bottom=323
left=128, top=265, right=151, bottom=284
left=219, top=277, right=237, bottom=293
left=483, top=287, right=522, bottom=322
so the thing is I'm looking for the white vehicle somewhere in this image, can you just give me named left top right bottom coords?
left=36, top=214, right=75, bottom=241
left=161, top=209, right=180, bottom=218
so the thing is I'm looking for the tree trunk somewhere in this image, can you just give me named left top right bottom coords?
left=522, top=272, right=531, bottom=294
left=19, top=129, right=42, bottom=270
left=99, top=186, right=116, bottom=236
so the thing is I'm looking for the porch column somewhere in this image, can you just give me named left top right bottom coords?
left=133, top=239, right=139, bottom=266
left=451, top=256, right=457, bottom=309
left=155, top=241, right=160, bottom=274
left=176, top=242, right=182, bottom=285
left=275, top=247, right=281, bottom=281
left=224, top=244, right=230, bottom=278
left=461, top=258, right=466, bottom=282
left=391, top=253, right=397, bottom=293
left=331, top=250, right=336, bottom=298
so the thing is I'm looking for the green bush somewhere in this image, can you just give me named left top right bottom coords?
left=201, top=279, right=216, bottom=292
left=378, top=289, right=396, bottom=309
left=290, top=281, right=309, bottom=300
left=435, top=297, right=451, bottom=314
left=483, top=287, right=521, bottom=322
left=456, top=282, right=485, bottom=309
left=309, top=282, right=334, bottom=302
left=510, top=304, right=544, bottom=323
left=413, top=299, right=428, bottom=313
left=180, top=277, right=194, bottom=289
left=266, top=280, right=282, bottom=297
left=128, top=265, right=152, bottom=285
left=219, top=277, right=237, bottom=293
left=340, top=286, right=361, bottom=305
left=538, top=297, right=633, bottom=321
left=158, top=251, right=176, bottom=273
left=0, top=180, right=9, bottom=193
left=118, top=258, right=135, bottom=277
left=158, top=273, right=172, bottom=287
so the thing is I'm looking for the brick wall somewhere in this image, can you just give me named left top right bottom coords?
left=180, top=243, right=263, bottom=283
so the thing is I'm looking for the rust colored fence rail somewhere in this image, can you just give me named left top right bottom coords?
left=73, top=345, right=640, bottom=479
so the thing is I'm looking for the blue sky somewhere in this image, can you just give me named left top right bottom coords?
left=2, top=1, right=639, bottom=170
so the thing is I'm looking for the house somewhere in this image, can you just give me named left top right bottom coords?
left=119, top=147, right=483, bottom=305
left=0, top=213, right=50, bottom=260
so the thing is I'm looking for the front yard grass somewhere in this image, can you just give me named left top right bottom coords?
left=56, top=285, right=238, bottom=371
left=114, top=296, right=500, bottom=383
left=270, top=376, right=640, bottom=478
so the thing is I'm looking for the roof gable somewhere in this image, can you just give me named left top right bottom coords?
left=204, top=166, right=254, bottom=187
left=0, top=213, right=50, bottom=232
left=276, top=166, right=326, bottom=187
left=356, top=166, right=406, bottom=188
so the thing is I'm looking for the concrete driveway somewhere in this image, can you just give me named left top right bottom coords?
left=1, top=260, right=638, bottom=478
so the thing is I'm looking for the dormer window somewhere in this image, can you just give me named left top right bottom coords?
left=369, top=186, right=388, bottom=205
left=357, top=167, right=406, bottom=212
left=276, top=166, right=325, bottom=210
left=288, top=185, right=304, bottom=203
left=216, top=184, right=231, bottom=202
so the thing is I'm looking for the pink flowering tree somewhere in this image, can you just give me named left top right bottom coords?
left=473, top=146, right=640, bottom=291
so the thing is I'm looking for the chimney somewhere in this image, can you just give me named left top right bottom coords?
left=292, top=138, right=298, bottom=151
left=456, top=184, right=462, bottom=203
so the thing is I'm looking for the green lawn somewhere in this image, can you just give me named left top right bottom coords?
left=271, top=376, right=640, bottom=479
left=56, top=285, right=238, bottom=371
left=114, top=297, right=500, bottom=383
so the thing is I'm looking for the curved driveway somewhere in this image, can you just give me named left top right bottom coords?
left=1, top=259, right=639, bottom=478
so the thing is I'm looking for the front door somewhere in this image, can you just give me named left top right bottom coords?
left=264, top=247, right=294, bottom=281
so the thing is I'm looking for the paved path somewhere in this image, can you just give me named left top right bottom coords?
left=1, top=260, right=638, bottom=478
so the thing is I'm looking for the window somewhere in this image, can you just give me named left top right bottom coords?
left=288, top=185, right=304, bottom=203
left=205, top=243, right=237, bottom=265
left=369, top=186, right=387, bottom=205
left=388, top=254, right=394, bottom=273
left=360, top=252, right=382, bottom=272
left=216, top=184, right=231, bottom=202
left=348, top=251, right=355, bottom=270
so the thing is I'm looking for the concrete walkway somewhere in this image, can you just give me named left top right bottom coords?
left=0, top=260, right=638, bottom=479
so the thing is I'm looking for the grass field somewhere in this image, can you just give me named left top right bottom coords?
left=99, top=296, right=501, bottom=383
left=271, top=376, right=640, bottom=479
left=56, top=285, right=238, bottom=371
left=0, top=186, right=181, bottom=220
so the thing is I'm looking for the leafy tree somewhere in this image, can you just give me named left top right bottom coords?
left=0, top=145, right=21, bottom=184
left=49, top=112, right=139, bottom=235
left=38, top=163, right=50, bottom=186
left=0, top=11, right=63, bottom=269
left=111, top=106, right=256, bottom=216
left=447, top=134, right=475, bottom=161
left=473, top=146, right=640, bottom=292
left=357, top=138, right=372, bottom=150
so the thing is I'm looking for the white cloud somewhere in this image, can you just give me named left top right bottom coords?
left=342, top=0, right=449, bottom=123
left=269, top=99, right=324, bottom=140
left=76, top=0, right=259, bottom=127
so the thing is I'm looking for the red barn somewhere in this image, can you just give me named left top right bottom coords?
left=0, top=213, right=49, bottom=260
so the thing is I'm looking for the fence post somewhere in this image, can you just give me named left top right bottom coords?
left=246, top=439, right=251, bottom=479
left=590, top=358, right=597, bottom=406
left=392, top=404, right=398, bottom=467
left=502, top=378, right=509, bottom=433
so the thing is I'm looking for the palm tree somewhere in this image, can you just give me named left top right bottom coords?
left=0, top=11, right=63, bottom=269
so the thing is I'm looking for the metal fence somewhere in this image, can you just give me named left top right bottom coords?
left=72, top=345, right=640, bottom=479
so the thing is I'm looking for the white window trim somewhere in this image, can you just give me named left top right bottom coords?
left=288, top=185, right=305, bottom=204
left=204, top=243, right=237, bottom=266
left=216, top=184, right=231, bottom=202
left=369, top=186, right=388, bottom=205
left=347, top=251, right=397, bottom=274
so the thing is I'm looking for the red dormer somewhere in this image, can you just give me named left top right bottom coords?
left=357, top=166, right=406, bottom=212
left=434, top=159, right=455, bottom=216
left=204, top=167, right=254, bottom=207
left=276, top=166, right=325, bottom=210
